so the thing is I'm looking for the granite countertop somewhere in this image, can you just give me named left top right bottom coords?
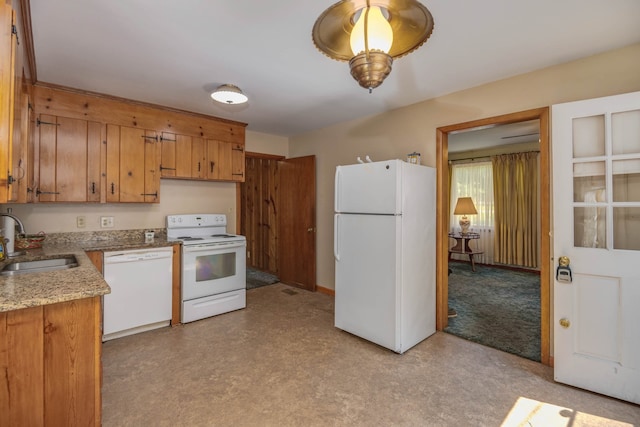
left=0, top=229, right=180, bottom=313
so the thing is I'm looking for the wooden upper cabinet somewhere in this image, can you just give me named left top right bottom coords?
left=160, top=132, right=195, bottom=179
left=28, top=86, right=247, bottom=200
left=204, top=140, right=245, bottom=182
left=161, top=134, right=245, bottom=182
left=36, top=114, right=102, bottom=202
left=191, top=137, right=206, bottom=179
left=230, top=142, right=245, bottom=182
left=106, top=125, right=159, bottom=203
left=0, top=4, right=17, bottom=203
left=160, top=132, right=177, bottom=178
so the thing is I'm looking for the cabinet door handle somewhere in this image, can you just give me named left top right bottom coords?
left=140, top=192, right=158, bottom=198
left=91, top=182, right=96, bottom=194
left=110, top=183, right=115, bottom=195
left=210, top=161, right=215, bottom=173
left=197, top=162, right=201, bottom=172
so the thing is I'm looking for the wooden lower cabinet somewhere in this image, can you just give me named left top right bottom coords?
left=0, top=296, right=102, bottom=426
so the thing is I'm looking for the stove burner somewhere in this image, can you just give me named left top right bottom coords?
left=211, top=234, right=236, bottom=238
left=178, top=236, right=204, bottom=241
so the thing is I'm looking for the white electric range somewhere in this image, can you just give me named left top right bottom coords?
left=167, top=214, right=246, bottom=323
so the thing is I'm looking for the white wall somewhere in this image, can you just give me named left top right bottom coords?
left=246, top=130, right=289, bottom=157
left=4, top=180, right=236, bottom=233
left=289, top=43, right=640, bottom=290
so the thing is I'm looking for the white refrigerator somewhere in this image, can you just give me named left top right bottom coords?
left=334, top=159, right=436, bottom=353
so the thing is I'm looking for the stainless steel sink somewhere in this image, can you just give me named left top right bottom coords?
left=0, top=255, right=79, bottom=276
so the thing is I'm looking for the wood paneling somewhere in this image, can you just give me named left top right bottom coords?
left=44, top=297, right=100, bottom=426
left=0, top=306, right=44, bottom=427
left=32, top=84, right=246, bottom=144
left=105, top=123, right=120, bottom=202
left=0, top=297, right=101, bottom=426
left=241, top=155, right=280, bottom=274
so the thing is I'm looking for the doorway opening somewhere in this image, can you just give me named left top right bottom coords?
left=436, top=108, right=551, bottom=365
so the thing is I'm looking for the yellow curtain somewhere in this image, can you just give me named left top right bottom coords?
left=492, top=152, right=539, bottom=268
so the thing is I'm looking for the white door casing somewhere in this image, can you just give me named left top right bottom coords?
left=552, top=91, right=640, bottom=404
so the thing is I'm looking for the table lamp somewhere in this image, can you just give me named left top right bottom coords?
left=454, top=197, right=477, bottom=235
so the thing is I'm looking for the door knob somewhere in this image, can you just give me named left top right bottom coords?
left=559, top=318, right=570, bottom=328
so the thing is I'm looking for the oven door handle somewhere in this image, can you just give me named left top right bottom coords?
left=183, top=243, right=245, bottom=253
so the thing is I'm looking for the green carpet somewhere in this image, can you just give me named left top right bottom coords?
left=445, top=262, right=541, bottom=362
left=246, top=267, right=279, bottom=290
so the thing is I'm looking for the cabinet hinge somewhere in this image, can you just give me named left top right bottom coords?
left=159, top=135, right=176, bottom=142
left=142, top=135, right=158, bottom=142
left=11, top=23, right=19, bottom=45
left=159, top=165, right=176, bottom=171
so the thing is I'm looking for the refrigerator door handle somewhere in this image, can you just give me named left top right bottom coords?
left=334, top=214, right=340, bottom=261
left=334, top=167, right=341, bottom=212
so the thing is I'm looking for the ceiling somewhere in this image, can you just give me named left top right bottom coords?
left=29, top=1, right=640, bottom=137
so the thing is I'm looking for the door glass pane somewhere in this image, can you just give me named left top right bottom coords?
left=573, top=115, right=605, bottom=158
left=612, top=110, right=640, bottom=154
left=573, top=161, right=606, bottom=202
left=612, top=159, right=640, bottom=202
left=613, top=207, right=640, bottom=250
left=574, top=207, right=606, bottom=248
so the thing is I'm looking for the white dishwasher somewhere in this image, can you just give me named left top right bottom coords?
left=102, top=246, right=173, bottom=341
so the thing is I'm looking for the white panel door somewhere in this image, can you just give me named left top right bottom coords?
left=334, top=213, right=401, bottom=351
left=552, top=91, right=640, bottom=404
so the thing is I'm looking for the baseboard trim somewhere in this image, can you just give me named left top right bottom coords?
left=316, top=285, right=335, bottom=297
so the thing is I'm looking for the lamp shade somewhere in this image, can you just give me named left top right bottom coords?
left=453, top=197, right=477, bottom=215
left=211, top=84, right=248, bottom=105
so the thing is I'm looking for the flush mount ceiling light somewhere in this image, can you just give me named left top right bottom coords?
left=211, top=84, right=248, bottom=104
left=312, top=0, right=434, bottom=92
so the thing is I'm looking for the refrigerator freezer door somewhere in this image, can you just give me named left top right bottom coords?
left=334, top=213, right=401, bottom=351
left=335, top=160, right=401, bottom=214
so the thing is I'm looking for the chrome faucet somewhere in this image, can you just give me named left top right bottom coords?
left=1, top=212, right=26, bottom=257
left=0, top=213, right=26, bottom=235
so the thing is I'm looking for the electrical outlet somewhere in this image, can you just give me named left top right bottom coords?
left=100, top=216, right=114, bottom=228
left=76, top=216, right=86, bottom=228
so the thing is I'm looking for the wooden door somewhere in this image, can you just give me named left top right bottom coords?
left=105, top=124, right=120, bottom=202
left=144, top=130, right=160, bottom=202
left=0, top=306, right=44, bottom=426
left=0, top=3, right=16, bottom=203
left=37, top=115, right=98, bottom=202
left=119, top=126, right=145, bottom=202
left=231, top=142, right=245, bottom=181
left=86, top=121, right=102, bottom=202
left=160, top=132, right=177, bottom=177
left=175, top=134, right=192, bottom=178
left=552, top=91, right=640, bottom=404
left=44, top=298, right=101, bottom=425
left=191, top=137, right=206, bottom=179
left=277, top=155, right=316, bottom=291
left=206, top=139, right=221, bottom=179
left=241, top=155, right=280, bottom=273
